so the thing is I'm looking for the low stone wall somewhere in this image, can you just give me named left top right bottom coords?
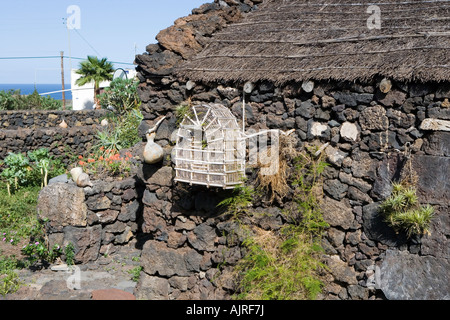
left=0, top=110, right=108, bottom=164
left=37, top=176, right=145, bottom=264
left=0, top=110, right=107, bottom=130
left=0, top=126, right=100, bottom=165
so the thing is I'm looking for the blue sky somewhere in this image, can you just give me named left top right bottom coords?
left=0, top=0, right=207, bottom=84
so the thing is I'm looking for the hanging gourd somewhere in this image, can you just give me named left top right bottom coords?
left=143, top=116, right=166, bottom=164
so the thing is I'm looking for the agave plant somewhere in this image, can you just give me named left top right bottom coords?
left=95, top=128, right=123, bottom=156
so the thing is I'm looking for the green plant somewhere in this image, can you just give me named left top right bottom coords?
left=217, top=182, right=255, bottom=219
left=98, top=78, right=140, bottom=116
left=0, top=90, right=19, bottom=110
left=175, top=103, right=192, bottom=126
left=235, top=225, right=326, bottom=300
left=0, top=255, right=22, bottom=296
left=291, top=153, right=330, bottom=236
left=0, top=185, right=42, bottom=241
left=230, top=148, right=329, bottom=300
left=94, top=128, right=123, bottom=155
left=27, top=148, right=51, bottom=187
left=0, top=152, right=30, bottom=195
left=380, top=182, right=435, bottom=238
left=1, top=149, right=66, bottom=194
left=64, top=242, right=75, bottom=266
left=77, top=149, right=133, bottom=178
left=21, top=241, right=63, bottom=267
left=0, top=89, right=63, bottom=111
left=116, top=108, right=144, bottom=149
left=128, top=266, right=143, bottom=282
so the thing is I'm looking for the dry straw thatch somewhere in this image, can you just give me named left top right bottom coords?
left=178, top=0, right=450, bottom=84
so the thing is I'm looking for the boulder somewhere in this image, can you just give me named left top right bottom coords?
left=63, top=225, right=102, bottom=264
left=310, top=122, right=328, bottom=136
left=187, top=223, right=217, bottom=252
left=413, top=155, right=450, bottom=205
left=377, top=249, right=450, bottom=300
left=37, top=183, right=87, bottom=231
left=140, top=240, right=203, bottom=277
left=146, top=166, right=173, bottom=187
left=362, top=202, right=407, bottom=247
left=325, top=145, right=347, bottom=167
left=419, top=118, right=450, bottom=131
left=135, top=274, right=170, bottom=300
left=324, top=255, right=358, bottom=285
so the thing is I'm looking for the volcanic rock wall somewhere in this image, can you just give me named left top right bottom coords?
left=132, top=0, right=450, bottom=300
left=35, top=0, right=449, bottom=300
left=0, top=110, right=107, bottom=164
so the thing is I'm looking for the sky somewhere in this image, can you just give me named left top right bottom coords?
left=0, top=0, right=208, bottom=84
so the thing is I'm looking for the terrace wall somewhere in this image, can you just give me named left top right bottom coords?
left=0, top=110, right=107, bottom=164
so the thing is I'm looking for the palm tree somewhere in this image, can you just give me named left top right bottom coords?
left=75, top=56, right=114, bottom=107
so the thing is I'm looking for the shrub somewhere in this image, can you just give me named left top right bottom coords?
left=94, top=77, right=143, bottom=163
left=98, top=78, right=139, bottom=116
left=0, top=149, right=66, bottom=194
left=235, top=225, right=326, bottom=300
left=0, top=89, right=63, bottom=111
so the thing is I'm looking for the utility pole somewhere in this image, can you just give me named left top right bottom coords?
left=61, top=51, right=66, bottom=110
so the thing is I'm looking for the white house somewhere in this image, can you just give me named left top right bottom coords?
left=71, top=68, right=137, bottom=111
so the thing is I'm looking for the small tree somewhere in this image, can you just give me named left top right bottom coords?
left=75, top=56, right=114, bottom=107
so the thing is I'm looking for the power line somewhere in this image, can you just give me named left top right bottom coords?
left=0, top=55, right=135, bottom=66
left=72, top=28, right=102, bottom=57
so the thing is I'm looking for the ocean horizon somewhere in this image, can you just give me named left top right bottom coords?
left=0, top=83, right=72, bottom=100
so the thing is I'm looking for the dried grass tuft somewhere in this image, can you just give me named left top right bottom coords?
left=255, top=134, right=299, bottom=204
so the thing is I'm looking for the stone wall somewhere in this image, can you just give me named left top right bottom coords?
left=132, top=75, right=450, bottom=300
left=34, top=0, right=449, bottom=300
left=131, top=0, right=450, bottom=299
left=37, top=177, right=145, bottom=264
left=0, top=126, right=100, bottom=165
left=0, top=110, right=107, bottom=129
left=0, top=110, right=107, bottom=164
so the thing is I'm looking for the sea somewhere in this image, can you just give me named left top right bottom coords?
left=0, top=83, right=72, bottom=100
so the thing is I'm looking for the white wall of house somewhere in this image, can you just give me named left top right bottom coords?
left=71, top=68, right=137, bottom=111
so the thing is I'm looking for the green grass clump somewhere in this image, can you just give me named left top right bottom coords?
left=380, top=182, right=435, bottom=238
left=0, top=185, right=42, bottom=240
left=223, top=147, right=329, bottom=300
left=235, top=225, right=326, bottom=300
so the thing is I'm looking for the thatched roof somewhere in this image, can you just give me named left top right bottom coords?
left=177, top=0, right=450, bottom=84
